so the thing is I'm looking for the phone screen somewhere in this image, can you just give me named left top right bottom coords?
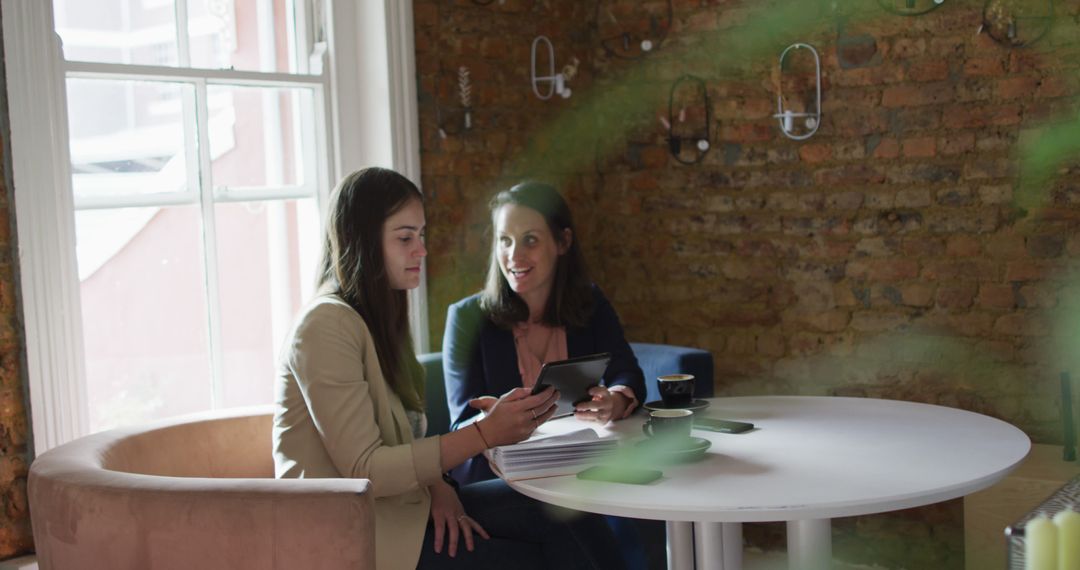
left=576, top=466, right=663, bottom=485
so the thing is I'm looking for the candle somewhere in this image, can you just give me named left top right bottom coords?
left=1026, top=514, right=1057, bottom=570
left=1053, top=508, right=1080, bottom=570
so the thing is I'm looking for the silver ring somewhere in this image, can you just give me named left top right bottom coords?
left=531, top=408, right=537, bottom=420
left=457, top=514, right=467, bottom=522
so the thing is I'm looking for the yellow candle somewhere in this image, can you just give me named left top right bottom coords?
left=1027, top=514, right=1058, bottom=570
left=1052, top=508, right=1080, bottom=570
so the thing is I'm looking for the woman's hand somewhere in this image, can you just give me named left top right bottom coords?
left=467, top=395, right=497, bottom=415
left=574, top=386, right=630, bottom=424
left=473, top=386, right=559, bottom=447
left=429, top=480, right=489, bottom=557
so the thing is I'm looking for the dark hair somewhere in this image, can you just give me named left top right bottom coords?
left=480, top=181, right=593, bottom=328
left=317, top=167, right=424, bottom=411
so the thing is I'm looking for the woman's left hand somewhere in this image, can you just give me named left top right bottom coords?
left=429, top=480, right=489, bottom=557
left=574, top=386, right=630, bottom=424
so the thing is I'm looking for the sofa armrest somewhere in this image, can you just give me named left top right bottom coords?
left=418, top=351, right=450, bottom=436
left=30, top=470, right=375, bottom=570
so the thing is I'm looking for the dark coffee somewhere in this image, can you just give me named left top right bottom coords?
left=658, top=374, right=695, bottom=408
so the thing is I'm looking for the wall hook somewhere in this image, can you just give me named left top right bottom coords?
left=667, top=74, right=712, bottom=165
left=877, top=0, right=946, bottom=16
left=531, top=36, right=572, bottom=100
left=435, top=65, right=474, bottom=139
left=458, top=66, right=473, bottom=130
left=773, top=43, right=822, bottom=141
left=835, top=16, right=881, bottom=69
left=596, top=0, right=673, bottom=60
left=980, top=0, right=1054, bottom=47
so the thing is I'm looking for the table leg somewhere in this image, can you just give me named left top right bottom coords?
left=693, top=522, right=743, bottom=570
left=787, top=518, right=831, bottom=570
left=723, top=523, right=743, bottom=569
left=666, top=521, right=694, bottom=570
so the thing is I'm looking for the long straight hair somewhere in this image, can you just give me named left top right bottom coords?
left=317, top=167, right=424, bottom=411
left=480, top=181, right=594, bottom=328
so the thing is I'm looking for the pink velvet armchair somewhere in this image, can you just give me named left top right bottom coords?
left=28, top=406, right=375, bottom=569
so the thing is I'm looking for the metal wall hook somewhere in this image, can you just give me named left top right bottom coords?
left=773, top=43, right=822, bottom=141
left=980, top=0, right=1054, bottom=47
left=435, top=66, right=474, bottom=139
left=596, top=0, right=673, bottom=60
left=667, top=74, right=712, bottom=165
left=435, top=101, right=469, bottom=139
left=531, top=36, right=572, bottom=100
left=835, top=16, right=881, bottom=70
left=877, top=0, right=946, bottom=16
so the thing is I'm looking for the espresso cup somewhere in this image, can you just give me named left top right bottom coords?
left=642, top=409, right=693, bottom=440
left=658, top=374, right=695, bottom=408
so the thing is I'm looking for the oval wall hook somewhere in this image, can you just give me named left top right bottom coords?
left=980, top=0, right=1054, bottom=47
left=877, top=0, right=946, bottom=16
left=773, top=43, right=822, bottom=141
left=596, top=0, right=673, bottom=60
left=531, top=36, right=572, bottom=100
left=667, top=74, right=712, bottom=165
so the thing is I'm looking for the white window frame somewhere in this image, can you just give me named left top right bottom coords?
left=2, top=0, right=427, bottom=456
left=329, top=0, right=429, bottom=355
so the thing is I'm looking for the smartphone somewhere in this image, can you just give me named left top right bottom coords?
left=694, top=417, right=754, bottom=434
left=576, top=465, right=663, bottom=485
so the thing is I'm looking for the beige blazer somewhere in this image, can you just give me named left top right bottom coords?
left=273, top=295, right=442, bottom=570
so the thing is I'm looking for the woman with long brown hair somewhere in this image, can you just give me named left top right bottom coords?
left=442, top=181, right=646, bottom=484
left=273, top=168, right=623, bottom=570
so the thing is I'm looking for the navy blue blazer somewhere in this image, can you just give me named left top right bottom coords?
left=442, top=285, right=646, bottom=484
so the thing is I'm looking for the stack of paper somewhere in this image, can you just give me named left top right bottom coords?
left=488, top=428, right=619, bottom=481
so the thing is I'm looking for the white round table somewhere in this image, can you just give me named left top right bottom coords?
left=504, top=396, right=1031, bottom=570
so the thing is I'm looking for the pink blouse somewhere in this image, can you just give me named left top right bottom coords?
left=512, top=322, right=567, bottom=390
left=512, top=322, right=637, bottom=419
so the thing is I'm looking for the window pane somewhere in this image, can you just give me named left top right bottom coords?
left=77, top=206, right=213, bottom=431
left=67, top=78, right=192, bottom=202
left=214, top=198, right=321, bottom=408
left=208, top=85, right=312, bottom=192
left=54, top=0, right=179, bottom=66
left=188, top=0, right=306, bottom=73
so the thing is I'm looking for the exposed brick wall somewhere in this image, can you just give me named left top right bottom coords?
left=416, top=1, right=1080, bottom=567
left=584, top=1, right=1080, bottom=444
left=0, top=16, right=35, bottom=559
left=416, top=0, right=602, bottom=341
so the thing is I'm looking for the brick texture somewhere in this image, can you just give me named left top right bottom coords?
left=414, top=2, right=1080, bottom=568
left=0, top=27, right=34, bottom=558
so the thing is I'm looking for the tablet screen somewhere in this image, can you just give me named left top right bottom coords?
left=531, top=353, right=611, bottom=418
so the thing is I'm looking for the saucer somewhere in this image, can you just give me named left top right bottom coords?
left=635, top=436, right=712, bottom=464
left=643, top=399, right=710, bottom=412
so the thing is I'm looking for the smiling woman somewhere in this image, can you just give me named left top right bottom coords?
left=442, top=181, right=646, bottom=485
left=494, top=202, right=569, bottom=315
left=483, top=182, right=594, bottom=330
